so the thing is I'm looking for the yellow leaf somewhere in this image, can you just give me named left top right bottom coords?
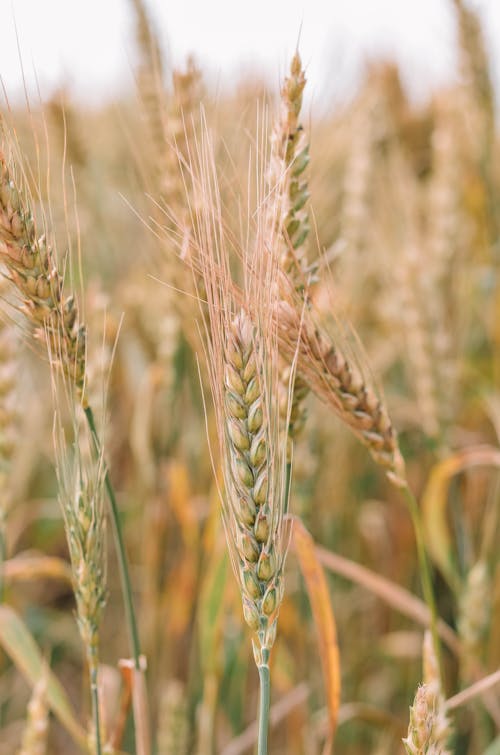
left=292, top=517, right=341, bottom=754
left=165, top=459, right=199, bottom=549
left=421, top=445, right=500, bottom=591
left=3, top=553, right=72, bottom=585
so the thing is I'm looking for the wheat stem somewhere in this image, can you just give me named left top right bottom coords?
left=85, top=406, right=151, bottom=752
left=257, top=650, right=271, bottom=755
left=0, top=511, right=5, bottom=603
left=401, top=485, right=442, bottom=683
left=89, top=656, right=102, bottom=755
left=85, top=407, right=152, bottom=753
left=84, top=406, right=141, bottom=669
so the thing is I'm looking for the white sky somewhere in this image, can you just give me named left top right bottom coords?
left=1, top=0, right=499, bottom=107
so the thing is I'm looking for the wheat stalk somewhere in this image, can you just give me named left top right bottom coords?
left=53, top=396, right=107, bottom=755
left=188, top=124, right=292, bottom=755
left=0, top=127, right=149, bottom=749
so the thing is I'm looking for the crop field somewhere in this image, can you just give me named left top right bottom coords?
left=0, top=0, right=499, bottom=753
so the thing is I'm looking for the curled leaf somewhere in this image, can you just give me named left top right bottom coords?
left=421, top=445, right=500, bottom=590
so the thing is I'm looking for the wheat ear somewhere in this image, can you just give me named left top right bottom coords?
left=403, top=632, right=452, bottom=754
left=54, top=402, right=107, bottom=755
left=268, top=53, right=312, bottom=449
left=189, top=126, right=292, bottom=755
left=0, top=144, right=86, bottom=397
left=130, top=0, right=166, bottom=168
left=276, top=297, right=405, bottom=485
left=0, top=131, right=147, bottom=747
left=224, top=312, right=285, bottom=649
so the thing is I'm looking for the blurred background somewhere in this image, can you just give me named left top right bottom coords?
left=2, top=0, right=500, bottom=105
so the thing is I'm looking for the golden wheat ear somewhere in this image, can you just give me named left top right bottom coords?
left=186, top=119, right=294, bottom=754
left=0, top=140, right=86, bottom=399
left=266, top=52, right=312, bottom=452
left=275, top=294, right=406, bottom=486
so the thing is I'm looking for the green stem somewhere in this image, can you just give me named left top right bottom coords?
left=0, top=510, right=6, bottom=603
left=89, top=658, right=102, bottom=755
left=84, top=406, right=141, bottom=669
left=257, top=651, right=271, bottom=755
left=401, top=485, right=442, bottom=681
left=284, top=460, right=292, bottom=512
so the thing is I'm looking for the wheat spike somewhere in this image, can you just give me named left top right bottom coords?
left=453, top=0, right=494, bottom=142
left=403, top=631, right=452, bottom=755
left=276, top=297, right=405, bottom=485
left=0, top=141, right=86, bottom=399
left=163, top=59, right=202, bottom=214
left=53, top=391, right=107, bottom=752
left=55, top=418, right=107, bottom=667
left=267, top=52, right=310, bottom=287
left=224, top=311, right=285, bottom=655
left=340, top=90, right=377, bottom=258
left=403, top=683, right=452, bottom=755
left=130, top=0, right=166, bottom=165
left=267, top=53, right=312, bottom=449
left=188, top=125, right=291, bottom=662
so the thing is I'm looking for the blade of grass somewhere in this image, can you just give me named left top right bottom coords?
left=0, top=604, right=87, bottom=749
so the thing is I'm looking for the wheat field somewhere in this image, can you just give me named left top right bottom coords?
left=0, top=1, right=499, bottom=753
